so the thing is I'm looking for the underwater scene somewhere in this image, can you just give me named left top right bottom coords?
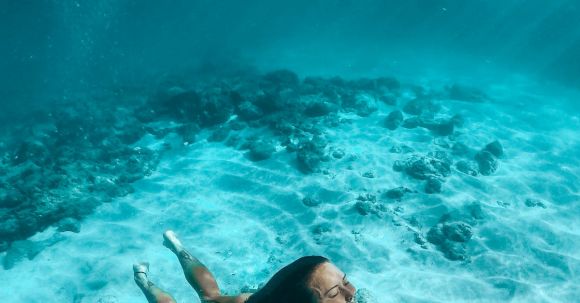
left=1, top=1, right=579, bottom=302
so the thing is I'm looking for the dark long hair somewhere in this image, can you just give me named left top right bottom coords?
left=246, top=256, right=329, bottom=303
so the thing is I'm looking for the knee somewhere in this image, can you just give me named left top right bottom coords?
left=157, top=295, right=176, bottom=303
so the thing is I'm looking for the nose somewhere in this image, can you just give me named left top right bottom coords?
left=342, top=283, right=356, bottom=301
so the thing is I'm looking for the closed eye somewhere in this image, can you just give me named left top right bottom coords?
left=329, top=288, right=340, bottom=298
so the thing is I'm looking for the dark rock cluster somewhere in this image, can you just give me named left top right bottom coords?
left=0, top=102, right=160, bottom=258
left=427, top=220, right=473, bottom=261
left=1, top=68, right=509, bottom=266
left=393, top=151, right=452, bottom=194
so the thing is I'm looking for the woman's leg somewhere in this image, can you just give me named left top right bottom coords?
left=163, top=230, right=221, bottom=301
left=163, top=230, right=252, bottom=303
left=133, top=262, right=177, bottom=303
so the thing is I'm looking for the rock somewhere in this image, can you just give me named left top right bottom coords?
left=302, top=95, right=337, bottom=117
left=425, top=177, right=443, bottom=194
left=426, top=224, right=446, bottom=245
left=225, top=134, right=242, bottom=148
left=414, top=232, right=428, bottom=247
left=160, top=90, right=203, bottom=121
left=302, top=197, right=321, bottom=207
left=349, top=93, right=378, bottom=117
left=134, top=107, right=157, bottom=123
left=96, top=295, right=119, bottom=303
left=389, top=145, right=414, bottom=154
left=237, top=101, right=263, bottom=121
left=451, top=114, right=465, bottom=127
left=420, top=118, right=455, bottom=136
left=208, top=127, right=230, bottom=142
left=248, top=140, right=276, bottom=161
left=56, top=217, right=81, bottom=233
left=427, top=219, right=473, bottom=261
left=442, top=222, right=473, bottom=242
left=261, top=69, right=300, bottom=90
left=176, top=123, right=199, bottom=144
left=475, top=150, right=499, bottom=175
left=362, top=171, right=375, bottom=178
left=455, top=160, right=479, bottom=176
left=331, top=149, right=345, bottom=159
left=465, top=201, right=485, bottom=220
left=253, top=92, right=285, bottom=115
left=198, top=92, right=235, bottom=127
left=355, top=200, right=385, bottom=216
left=401, top=117, right=421, bottom=129
left=312, top=223, right=332, bottom=235
left=379, top=93, right=397, bottom=106
left=401, top=153, right=452, bottom=180
left=383, top=187, right=413, bottom=200
left=384, top=110, right=404, bottom=130
left=376, top=77, right=401, bottom=91
left=403, top=98, right=439, bottom=115
left=484, top=140, right=503, bottom=158
left=525, top=198, right=547, bottom=208
left=392, top=160, right=405, bottom=172
left=296, top=136, right=328, bottom=173
left=116, top=123, right=146, bottom=145
left=12, top=140, right=50, bottom=166
left=440, top=240, right=469, bottom=261
left=452, top=142, right=472, bottom=156
left=228, top=120, right=247, bottom=131
left=447, top=84, right=488, bottom=103
left=0, top=187, right=24, bottom=208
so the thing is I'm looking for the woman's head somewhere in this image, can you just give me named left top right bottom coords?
left=247, top=256, right=356, bottom=303
left=307, top=261, right=356, bottom=302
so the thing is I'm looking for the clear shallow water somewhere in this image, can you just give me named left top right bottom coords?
left=1, top=1, right=580, bottom=303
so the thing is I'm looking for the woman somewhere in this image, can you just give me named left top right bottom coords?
left=134, top=230, right=356, bottom=303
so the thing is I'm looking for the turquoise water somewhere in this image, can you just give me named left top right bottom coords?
left=1, top=1, right=579, bottom=302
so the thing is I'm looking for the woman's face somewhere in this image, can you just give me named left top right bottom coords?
left=308, top=262, right=356, bottom=303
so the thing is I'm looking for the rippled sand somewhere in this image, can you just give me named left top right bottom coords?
left=1, top=75, right=579, bottom=303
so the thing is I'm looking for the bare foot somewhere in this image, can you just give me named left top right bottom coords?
left=133, top=262, right=151, bottom=290
left=163, top=230, right=184, bottom=254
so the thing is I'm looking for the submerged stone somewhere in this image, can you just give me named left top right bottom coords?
left=296, top=136, right=328, bottom=173
left=331, top=149, right=345, bottom=159
left=525, top=198, right=547, bottom=208
left=447, top=84, right=488, bottom=103
left=403, top=98, right=439, bottom=115
left=384, top=110, right=404, bottom=130
left=427, top=219, right=473, bottom=261
left=425, top=177, right=443, bottom=194
left=302, top=197, right=321, bottom=207
left=475, top=150, right=499, bottom=175
left=443, top=222, right=473, bottom=242
left=56, top=218, right=81, bottom=233
left=440, top=240, right=469, bottom=261
left=248, top=140, right=276, bottom=161
left=456, top=160, right=479, bottom=176
left=420, top=118, right=455, bottom=136
left=208, top=127, right=230, bottom=142
left=401, top=117, right=421, bottom=129
left=383, top=186, right=413, bottom=200
left=389, top=144, right=414, bottom=154
left=401, top=153, right=452, bottom=180
left=303, top=97, right=336, bottom=117
left=484, top=140, right=504, bottom=158
left=237, top=101, right=263, bottom=121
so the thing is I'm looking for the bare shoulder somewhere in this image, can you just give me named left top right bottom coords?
left=235, top=293, right=253, bottom=303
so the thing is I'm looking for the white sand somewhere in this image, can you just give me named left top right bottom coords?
left=1, top=73, right=579, bottom=303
